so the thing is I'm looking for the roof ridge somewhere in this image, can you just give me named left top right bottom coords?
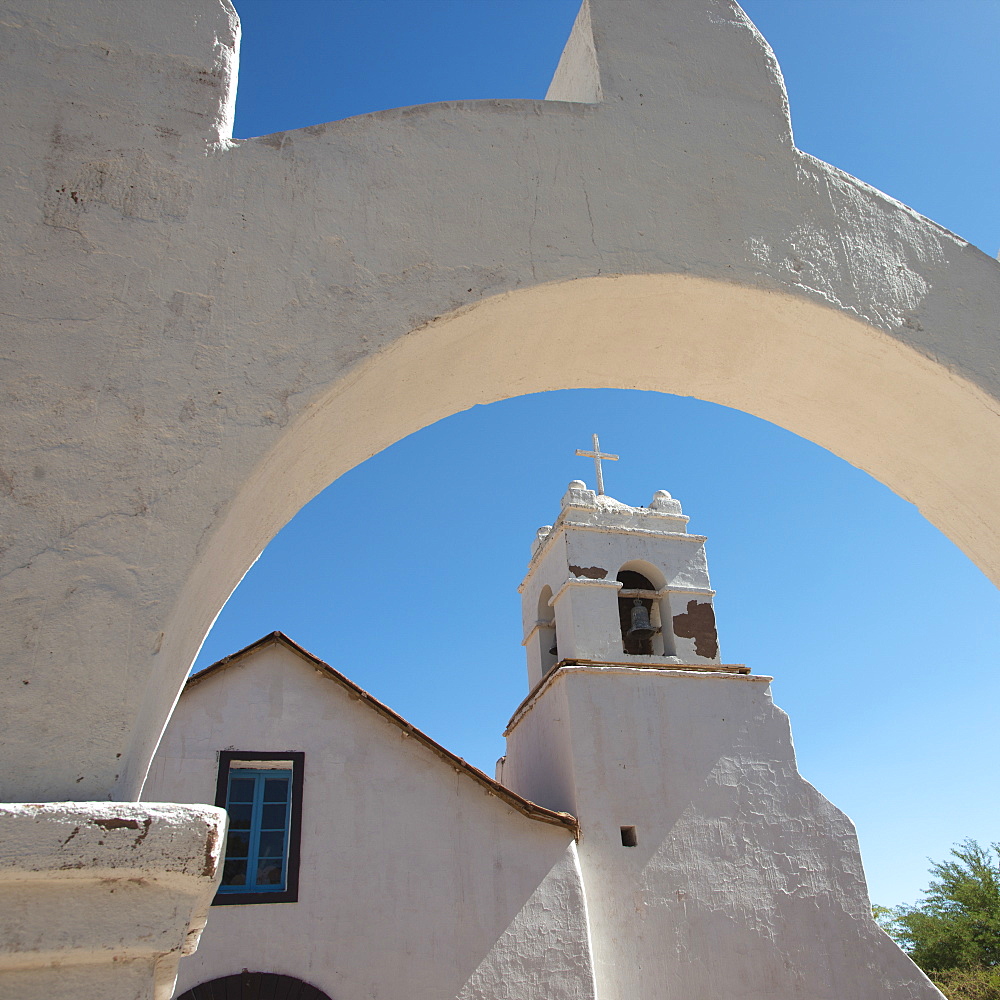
left=185, top=632, right=579, bottom=837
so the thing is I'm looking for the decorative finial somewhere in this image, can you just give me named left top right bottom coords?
left=575, top=433, right=618, bottom=495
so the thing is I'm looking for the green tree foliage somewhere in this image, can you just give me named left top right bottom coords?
left=874, top=840, right=1000, bottom=1000
left=931, top=967, right=1000, bottom=1000
left=872, top=902, right=905, bottom=942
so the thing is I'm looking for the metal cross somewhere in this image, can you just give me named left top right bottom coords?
left=575, top=433, right=619, bottom=495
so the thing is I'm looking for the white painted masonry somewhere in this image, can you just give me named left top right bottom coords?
left=502, top=485, right=943, bottom=999
left=0, top=802, right=225, bottom=1000
left=2, top=0, right=999, bottom=809
left=520, top=480, right=725, bottom=684
left=505, top=662, right=942, bottom=1000
left=150, top=489, right=943, bottom=999
left=1, top=0, right=997, bottom=993
left=145, top=635, right=594, bottom=1000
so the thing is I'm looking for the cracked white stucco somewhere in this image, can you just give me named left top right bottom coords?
left=0, top=0, right=997, bottom=814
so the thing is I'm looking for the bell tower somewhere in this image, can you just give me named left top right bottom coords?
left=519, top=479, right=746, bottom=690
left=499, top=463, right=934, bottom=1000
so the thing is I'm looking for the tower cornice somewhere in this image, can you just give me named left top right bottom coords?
left=504, top=662, right=759, bottom=738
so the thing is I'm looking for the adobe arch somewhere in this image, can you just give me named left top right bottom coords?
left=5, top=3, right=1000, bottom=995
left=159, top=273, right=1000, bottom=781
left=2, top=0, right=999, bottom=811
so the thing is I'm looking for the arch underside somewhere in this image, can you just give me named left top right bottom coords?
left=165, top=276, right=996, bottom=674
left=139, top=272, right=1000, bottom=794
left=212, top=272, right=1000, bottom=583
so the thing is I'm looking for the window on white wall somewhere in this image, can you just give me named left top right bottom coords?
left=213, top=750, right=304, bottom=905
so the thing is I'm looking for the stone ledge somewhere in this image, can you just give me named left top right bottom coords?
left=505, top=662, right=769, bottom=735
left=0, top=802, right=227, bottom=999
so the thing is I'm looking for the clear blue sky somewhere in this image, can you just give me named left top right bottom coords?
left=198, top=0, right=1000, bottom=909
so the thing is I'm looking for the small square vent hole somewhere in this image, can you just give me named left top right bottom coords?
left=620, top=826, right=638, bottom=847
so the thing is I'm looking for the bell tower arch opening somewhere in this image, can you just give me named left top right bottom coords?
left=616, top=569, right=660, bottom=657
left=527, top=583, right=558, bottom=680
left=615, top=560, right=670, bottom=657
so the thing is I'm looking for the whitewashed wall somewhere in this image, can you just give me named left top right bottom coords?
left=145, top=639, right=595, bottom=1000
left=1, top=0, right=999, bottom=807
left=504, top=666, right=944, bottom=1000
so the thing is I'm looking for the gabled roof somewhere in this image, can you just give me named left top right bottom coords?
left=186, top=632, right=579, bottom=836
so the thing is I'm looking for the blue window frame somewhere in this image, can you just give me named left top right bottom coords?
left=213, top=751, right=304, bottom=905
left=220, top=769, right=291, bottom=893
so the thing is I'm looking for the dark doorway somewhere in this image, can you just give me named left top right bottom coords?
left=178, top=971, right=333, bottom=1000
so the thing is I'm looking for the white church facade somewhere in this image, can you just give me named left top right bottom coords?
left=146, top=479, right=943, bottom=1000
left=3, top=0, right=1000, bottom=990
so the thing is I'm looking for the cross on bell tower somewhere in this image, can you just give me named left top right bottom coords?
left=574, top=433, right=618, bottom=495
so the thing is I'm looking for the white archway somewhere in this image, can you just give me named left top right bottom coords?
left=4, top=0, right=999, bottom=809
left=140, top=273, right=1000, bottom=793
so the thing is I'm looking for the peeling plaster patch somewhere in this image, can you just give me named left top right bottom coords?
left=93, top=817, right=141, bottom=831
left=672, top=601, right=718, bottom=659
left=202, top=826, right=219, bottom=879
left=747, top=225, right=844, bottom=311
left=784, top=225, right=843, bottom=302
left=92, top=816, right=152, bottom=847
left=569, top=565, right=607, bottom=580
left=745, top=237, right=771, bottom=266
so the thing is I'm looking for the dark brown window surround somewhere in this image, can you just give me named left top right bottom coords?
left=213, top=750, right=305, bottom=906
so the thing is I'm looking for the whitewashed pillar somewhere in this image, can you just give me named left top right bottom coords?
left=0, top=803, right=226, bottom=1000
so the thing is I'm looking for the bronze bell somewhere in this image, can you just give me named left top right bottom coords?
left=627, top=598, right=657, bottom=640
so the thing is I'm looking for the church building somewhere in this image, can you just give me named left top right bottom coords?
left=2, top=0, right=996, bottom=993
left=145, top=469, right=943, bottom=1000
